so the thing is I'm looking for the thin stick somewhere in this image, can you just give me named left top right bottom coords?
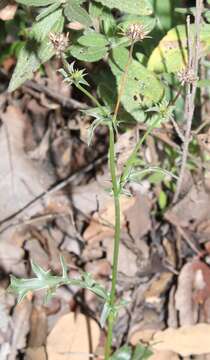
left=173, top=1, right=203, bottom=203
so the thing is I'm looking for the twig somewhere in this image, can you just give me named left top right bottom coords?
left=173, top=1, right=203, bottom=203
left=0, top=154, right=107, bottom=232
left=24, top=80, right=88, bottom=110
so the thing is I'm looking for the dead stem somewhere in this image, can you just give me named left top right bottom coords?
left=173, top=0, right=203, bottom=203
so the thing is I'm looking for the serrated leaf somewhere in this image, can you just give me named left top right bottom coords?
left=70, top=44, right=107, bottom=62
left=77, top=31, right=109, bottom=47
left=64, top=0, right=92, bottom=27
left=94, top=0, right=153, bottom=16
left=148, top=23, right=210, bottom=73
left=8, top=12, right=64, bottom=91
left=109, top=47, right=164, bottom=121
left=111, top=345, right=132, bottom=360
left=31, top=261, right=51, bottom=279
left=16, top=0, right=56, bottom=6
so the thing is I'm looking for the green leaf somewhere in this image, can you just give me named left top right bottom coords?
left=77, top=31, right=109, bottom=47
left=100, top=302, right=112, bottom=327
left=109, top=47, right=164, bottom=121
left=150, top=0, right=183, bottom=32
left=8, top=11, right=64, bottom=91
left=111, top=345, right=132, bottom=360
left=16, top=0, right=56, bottom=6
left=31, top=8, right=63, bottom=41
left=148, top=24, right=210, bottom=73
left=132, top=343, right=153, bottom=360
left=70, top=44, right=107, bottom=62
left=94, top=0, right=153, bottom=16
left=64, top=0, right=92, bottom=27
left=158, top=190, right=167, bottom=210
left=36, top=1, right=61, bottom=21
left=197, top=79, right=210, bottom=88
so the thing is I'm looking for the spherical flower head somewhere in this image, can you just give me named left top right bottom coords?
left=49, top=32, right=69, bottom=58
left=125, top=23, right=151, bottom=42
left=177, top=67, right=198, bottom=86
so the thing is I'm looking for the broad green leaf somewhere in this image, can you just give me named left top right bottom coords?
left=150, top=0, right=182, bottom=32
left=77, top=32, right=109, bottom=47
left=148, top=24, right=210, bottom=73
left=118, top=15, right=156, bottom=34
left=109, top=47, right=164, bottom=121
left=31, top=8, right=63, bottom=41
left=16, top=0, right=56, bottom=6
left=94, top=0, right=153, bottom=15
left=8, top=13, right=64, bottom=91
left=36, top=1, right=61, bottom=21
left=132, top=343, right=153, bottom=359
left=89, top=1, right=104, bottom=18
left=111, top=345, right=132, bottom=360
left=70, top=44, right=107, bottom=62
left=64, top=0, right=92, bottom=27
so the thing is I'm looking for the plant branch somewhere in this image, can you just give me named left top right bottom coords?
left=173, top=1, right=203, bottom=203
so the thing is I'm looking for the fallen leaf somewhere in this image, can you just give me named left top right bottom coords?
left=25, top=347, right=46, bottom=360
left=165, top=184, right=210, bottom=229
left=152, top=323, right=210, bottom=356
left=149, top=350, right=179, bottom=360
left=0, top=105, right=55, bottom=223
left=46, top=313, right=100, bottom=360
left=9, top=299, right=32, bottom=360
left=175, top=260, right=210, bottom=325
left=0, top=1, right=17, bottom=20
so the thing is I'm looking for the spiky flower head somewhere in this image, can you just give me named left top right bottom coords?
left=125, top=23, right=151, bottom=42
left=177, top=67, right=198, bottom=86
left=59, top=60, right=89, bottom=86
left=147, top=100, right=175, bottom=123
left=49, top=32, right=69, bottom=58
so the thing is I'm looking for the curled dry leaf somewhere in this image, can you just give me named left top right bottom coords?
left=175, top=260, right=210, bottom=325
left=152, top=323, right=210, bottom=356
left=46, top=313, right=100, bottom=360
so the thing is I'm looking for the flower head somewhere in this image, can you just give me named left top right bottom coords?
left=59, top=60, right=89, bottom=86
left=49, top=32, right=69, bottom=58
left=147, top=100, right=175, bottom=123
left=177, top=67, right=198, bottom=86
left=125, top=23, right=151, bottom=42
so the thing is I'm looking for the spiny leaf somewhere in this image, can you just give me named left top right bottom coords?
left=94, top=0, right=153, bottom=16
left=148, top=23, right=210, bottom=73
left=111, top=345, right=132, bottom=360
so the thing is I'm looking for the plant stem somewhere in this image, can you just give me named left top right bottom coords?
left=76, top=83, right=106, bottom=115
left=104, top=124, right=121, bottom=360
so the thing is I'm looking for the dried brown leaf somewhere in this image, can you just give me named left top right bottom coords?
left=46, top=313, right=100, bottom=360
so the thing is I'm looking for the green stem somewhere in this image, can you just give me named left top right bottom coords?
left=105, top=124, right=121, bottom=360
left=76, top=83, right=106, bottom=115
